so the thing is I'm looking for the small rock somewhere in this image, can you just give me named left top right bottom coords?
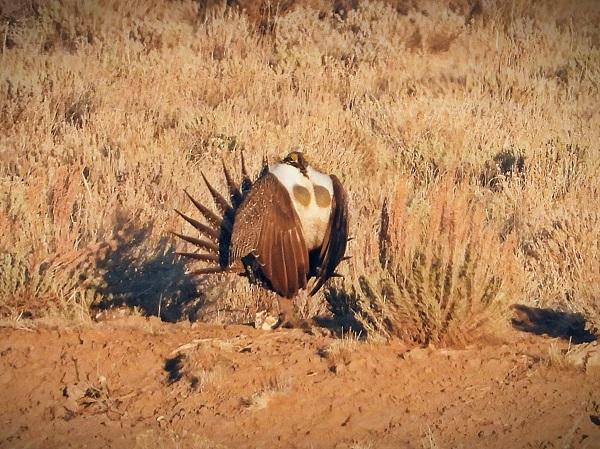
left=62, top=384, right=85, bottom=401
left=254, top=311, right=279, bottom=330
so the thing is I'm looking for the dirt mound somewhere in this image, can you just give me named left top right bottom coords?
left=1, top=317, right=599, bottom=449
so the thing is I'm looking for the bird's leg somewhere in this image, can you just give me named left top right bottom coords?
left=276, top=297, right=312, bottom=330
left=276, top=297, right=296, bottom=327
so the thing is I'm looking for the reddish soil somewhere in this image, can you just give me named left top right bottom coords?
left=1, top=317, right=599, bottom=449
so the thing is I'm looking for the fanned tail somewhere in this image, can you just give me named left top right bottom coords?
left=175, top=151, right=259, bottom=276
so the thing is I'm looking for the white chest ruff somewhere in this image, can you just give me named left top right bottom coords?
left=270, top=163, right=333, bottom=251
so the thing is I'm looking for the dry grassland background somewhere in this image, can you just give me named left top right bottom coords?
left=0, top=0, right=599, bottom=345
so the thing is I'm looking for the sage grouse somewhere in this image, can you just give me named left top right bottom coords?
left=174, top=151, right=349, bottom=323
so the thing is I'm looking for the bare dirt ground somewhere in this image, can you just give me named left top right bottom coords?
left=1, top=317, right=599, bottom=449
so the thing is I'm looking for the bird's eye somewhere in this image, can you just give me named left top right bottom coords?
left=291, top=153, right=298, bottom=162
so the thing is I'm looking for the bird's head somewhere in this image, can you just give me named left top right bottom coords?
left=282, top=150, right=309, bottom=173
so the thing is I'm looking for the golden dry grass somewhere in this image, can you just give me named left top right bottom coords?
left=1, top=0, right=599, bottom=343
left=354, top=179, right=526, bottom=345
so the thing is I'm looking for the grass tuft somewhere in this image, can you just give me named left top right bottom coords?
left=352, top=180, right=524, bottom=345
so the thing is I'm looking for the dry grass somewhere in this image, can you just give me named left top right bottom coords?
left=321, top=331, right=363, bottom=365
left=241, top=375, right=292, bottom=410
left=421, top=426, right=441, bottom=449
left=1, top=0, right=599, bottom=343
left=546, top=341, right=581, bottom=370
left=353, top=179, right=525, bottom=345
left=546, top=340, right=600, bottom=372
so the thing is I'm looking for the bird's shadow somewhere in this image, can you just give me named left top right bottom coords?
left=511, top=303, right=596, bottom=344
left=314, top=287, right=366, bottom=338
left=90, top=222, right=205, bottom=322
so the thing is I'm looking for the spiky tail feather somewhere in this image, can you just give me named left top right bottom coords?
left=175, top=153, right=263, bottom=275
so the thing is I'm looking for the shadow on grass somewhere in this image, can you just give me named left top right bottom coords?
left=314, top=287, right=366, bottom=338
left=511, top=304, right=596, bottom=344
left=91, top=223, right=205, bottom=322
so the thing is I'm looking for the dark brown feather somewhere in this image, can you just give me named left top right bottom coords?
left=174, top=209, right=220, bottom=241
left=231, top=173, right=309, bottom=298
left=184, top=189, right=223, bottom=230
left=292, top=227, right=308, bottom=290
left=282, top=231, right=299, bottom=296
left=270, top=231, right=288, bottom=296
left=221, top=159, right=243, bottom=207
left=309, top=174, right=349, bottom=296
left=240, top=150, right=252, bottom=193
left=171, top=231, right=219, bottom=254
left=257, top=209, right=273, bottom=277
left=176, top=252, right=220, bottom=263
left=201, top=172, right=232, bottom=215
left=189, top=267, right=226, bottom=275
left=285, top=226, right=306, bottom=294
left=260, top=154, right=270, bottom=177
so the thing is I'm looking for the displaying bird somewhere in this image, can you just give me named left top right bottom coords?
left=173, top=150, right=350, bottom=326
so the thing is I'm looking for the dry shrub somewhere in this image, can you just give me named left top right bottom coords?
left=0, top=217, right=203, bottom=322
left=488, top=140, right=600, bottom=335
left=0, top=240, right=104, bottom=320
left=353, top=180, right=524, bottom=345
left=0, top=164, right=101, bottom=319
left=0, top=161, right=201, bottom=321
left=520, top=205, right=600, bottom=335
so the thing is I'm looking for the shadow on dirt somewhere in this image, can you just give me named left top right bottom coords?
left=91, top=223, right=206, bottom=322
left=511, top=304, right=596, bottom=344
left=164, top=353, right=186, bottom=384
left=315, top=287, right=366, bottom=338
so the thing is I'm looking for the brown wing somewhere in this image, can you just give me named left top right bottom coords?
left=309, top=175, right=349, bottom=296
left=230, top=173, right=309, bottom=298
